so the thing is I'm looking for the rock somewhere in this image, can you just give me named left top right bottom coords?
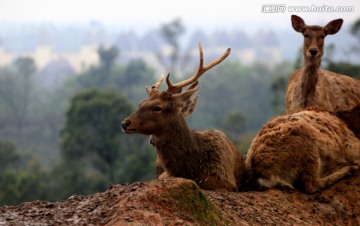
left=1, top=172, right=360, bottom=225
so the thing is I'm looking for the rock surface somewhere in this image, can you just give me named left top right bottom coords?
left=1, top=172, right=360, bottom=225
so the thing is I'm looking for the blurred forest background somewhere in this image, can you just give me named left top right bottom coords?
left=1, top=17, right=360, bottom=206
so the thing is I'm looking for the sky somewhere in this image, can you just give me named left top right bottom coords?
left=0, top=0, right=359, bottom=33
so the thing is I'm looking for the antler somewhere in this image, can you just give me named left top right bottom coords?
left=166, top=42, right=231, bottom=94
left=146, top=75, right=164, bottom=95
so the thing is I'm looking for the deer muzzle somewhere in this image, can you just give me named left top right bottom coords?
left=309, top=48, right=318, bottom=56
left=121, top=120, right=131, bottom=131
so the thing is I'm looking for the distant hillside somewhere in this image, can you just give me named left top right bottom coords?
left=0, top=22, right=357, bottom=73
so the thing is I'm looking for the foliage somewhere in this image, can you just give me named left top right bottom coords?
left=75, top=45, right=156, bottom=103
left=0, top=140, right=50, bottom=205
left=270, top=61, right=294, bottom=115
left=77, top=45, right=120, bottom=88
left=327, top=62, right=360, bottom=80
left=111, top=59, right=156, bottom=103
left=160, top=18, right=185, bottom=73
left=350, top=18, right=360, bottom=42
left=58, top=88, right=156, bottom=199
left=193, top=61, right=275, bottom=137
left=220, top=110, right=245, bottom=141
left=61, top=89, right=132, bottom=180
left=271, top=76, right=287, bottom=114
left=0, top=57, right=36, bottom=131
left=47, top=160, right=107, bottom=200
left=0, top=140, right=19, bottom=170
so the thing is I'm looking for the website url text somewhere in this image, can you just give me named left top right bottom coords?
left=261, top=4, right=355, bottom=13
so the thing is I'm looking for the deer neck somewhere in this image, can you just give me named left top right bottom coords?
left=151, top=117, right=196, bottom=153
left=299, top=57, right=320, bottom=107
left=150, top=117, right=200, bottom=177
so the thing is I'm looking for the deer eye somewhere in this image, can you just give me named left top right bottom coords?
left=152, top=107, right=162, bottom=112
left=304, top=34, right=309, bottom=38
left=320, top=35, right=325, bottom=39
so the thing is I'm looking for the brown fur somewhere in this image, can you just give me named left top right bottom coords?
left=334, top=104, right=360, bottom=139
left=245, top=108, right=360, bottom=193
left=286, top=15, right=360, bottom=113
left=122, top=45, right=246, bottom=192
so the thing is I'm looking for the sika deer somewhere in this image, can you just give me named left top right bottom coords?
left=286, top=15, right=360, bottom=113
left=122, top=43, right=246, bottom=192
left=245, top=107, right=360, bottom=193
left=334, top=105, right=360, bottom=139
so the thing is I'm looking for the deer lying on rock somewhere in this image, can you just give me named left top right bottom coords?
left=122, top=43, right=246, bottom=192
left=245, top=107, right=360, bottom=193
left=334, top=105, right=360, bottom=139
left=286, top=15, right=360, bottom=114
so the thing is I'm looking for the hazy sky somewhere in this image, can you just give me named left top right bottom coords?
left=0, top=0, right=359, bottom=32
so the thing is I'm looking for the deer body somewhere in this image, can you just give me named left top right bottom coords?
left=334, top=104, right=360, bottom=139
left=286, top=15, right=360, bottom=113
left=287, top=68, right=360, bottom=113
left=122, top=44, right=246, bottom=191
left=151, top=125, right=245, bottom=191
left=245, top=107, right=360, bottom=193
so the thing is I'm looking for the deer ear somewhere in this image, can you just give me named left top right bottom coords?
left=325, top=19, right=343, bottom=35
left=291, top=15, right=305, bottom=33
left=177, top=86, right=199, bottom=102
left=176, top=87, right=199, bottom=116
left=146, top=86, right=152, bottom=95
left=181, top=96, right=198, bottom=118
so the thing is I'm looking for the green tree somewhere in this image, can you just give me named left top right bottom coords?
left=220, top=110, right=246, bottom=142
left=0, top=140, right=19, bottom=171
left=112, top=59, right=156, bottom=103
left=48, top=160, right=106, bottom=200
left=14, top=57, right=36, bottom=78
left=351, top=18, right=360, bottom=35
left=327, top=62, right=360, bottom=80
left=160, top=18, right=185, bottom=73
left=0, top=140, right=49, bottom=205
left=98, top=45, right=119, bottom=70
left=123, top=59, right=153, bottom=86
left=57, top=88, right=157, bottom=197
left=73, top=47, right=156, bottom=104
left=193, top=61, right=272, bottom=133
left=0, top=57, right=36, bottom=132
left=77, top=45, right=119, bottom=88
left=98, top=45, right=119, bottom=86
left=293, top=47, right=303, bottom=70
left=270, top=62, right=294, bottom=114
left=60, top=89, right=132, bottom=181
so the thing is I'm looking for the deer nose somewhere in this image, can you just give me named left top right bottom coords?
left=121, top=120, right=131, bottom=129
left=309, top=49, right=318, bottom=56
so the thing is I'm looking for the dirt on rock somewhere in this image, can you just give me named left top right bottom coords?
left=0, top=171, right=360, bottom=226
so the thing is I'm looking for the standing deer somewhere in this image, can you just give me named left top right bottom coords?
left=286, top=15, right=360, bottom=113
left=245, top=107, right=360, bottom=193
left=122, top=43, right=246, bottom=192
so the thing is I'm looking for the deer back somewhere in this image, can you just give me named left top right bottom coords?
left=245, top=107, right=360, bottom=193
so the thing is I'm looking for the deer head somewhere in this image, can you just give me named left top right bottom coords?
left=291, top=15, right=343, bottom=63
left=121, top=43, right=231, bottom=136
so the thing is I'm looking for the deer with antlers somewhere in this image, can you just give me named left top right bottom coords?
left=122, top=43, right=246, bottom=192
left=286, top=15, right=360, bottom=114
left=245, top=106, right=360, bottom=193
